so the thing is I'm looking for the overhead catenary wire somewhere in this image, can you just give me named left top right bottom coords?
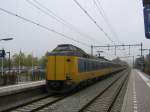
left=93, top=0, right=129, bottom=57
left=26, top=0, right=67, bottom=27
left=26, top=0, right=103, bottom=45
left=72, top=0, right=129, bottom=58
left=93, top=0, right=130, bottom=57
left=31, top=0, right=129, bottom=58
left=0, top=7, right=90, bottom=48
left=73, top=0, right=115, bottom=44
left=93, top=0, right=123, bottom=44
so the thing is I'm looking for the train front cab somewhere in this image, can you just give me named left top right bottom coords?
left=46, top=55, right=77, bottom=92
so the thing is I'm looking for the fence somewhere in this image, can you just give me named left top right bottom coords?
left=0, top=70, right=45, bottom=86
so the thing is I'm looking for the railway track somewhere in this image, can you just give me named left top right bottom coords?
left=7, top=69, right=130, bottom=112
left=79, top=69, right=130, bottom=112
left=0, top=82, right=46, bottom=112
left=8, top=95, right=65, bottom=112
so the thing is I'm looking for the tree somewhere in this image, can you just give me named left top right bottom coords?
left=1, top=51, right=49, bottom=69
left=39, top=51, right=48, bottom=67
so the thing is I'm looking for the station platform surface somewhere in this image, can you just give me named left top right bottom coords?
left=0, top=80, right=45, bottom=96
left=122, top=69, right=150, bottom=112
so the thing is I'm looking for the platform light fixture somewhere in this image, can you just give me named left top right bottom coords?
left=0, top=38, right=14, bottom=41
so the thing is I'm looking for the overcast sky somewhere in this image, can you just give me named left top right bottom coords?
left=0, top=0, right=149, bottom=63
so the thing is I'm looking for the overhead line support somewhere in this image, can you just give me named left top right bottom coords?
left=91, top=43, right=144, bottom=71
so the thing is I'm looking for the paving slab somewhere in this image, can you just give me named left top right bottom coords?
left=0, top=80, right=45, bottom=96
left=122, top=69, right=150, bottom=112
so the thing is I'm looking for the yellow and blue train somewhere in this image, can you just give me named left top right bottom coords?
left=46, top=44, right=127, bottom=93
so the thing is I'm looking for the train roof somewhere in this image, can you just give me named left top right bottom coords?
left=48, top=44, right=90, bottom=58
left=56, top=44, right=87, bottom=54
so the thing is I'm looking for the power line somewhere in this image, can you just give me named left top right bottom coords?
left=93, top=0, right=129, bottom=57
left=26, top=0, right=102, bottom=45
left=0, top=7, right=90, bottom=47
left=93, top=0, right=105, bottom=19
left=93, top=0, right=122, bottom=44
left=26, top=0, right=66, bottom=26
left=73, top=0, right=115, bottom=44
left=72, top=0, right=127, bottom=57
left=28, top=0, right=128, bottom=57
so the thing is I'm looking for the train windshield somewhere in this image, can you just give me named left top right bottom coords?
left=53, top=46, right=69, bottom=51
left=53, top=45, right=78, bottom=52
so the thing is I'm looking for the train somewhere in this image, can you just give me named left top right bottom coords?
left=46, top=44, right=128, bottom=93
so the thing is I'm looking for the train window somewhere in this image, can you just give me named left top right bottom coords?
left=78, top=59, right=85, bottom=72
left=93, top=62, right=95, bottom=70
left=53, top=46, right=70, bottom=51
left=99, top=63, right=101, bottom=69
left=90, top=61, right=92, bottom=71
left=101, top=62, right=105, bottom=69
left=98, top=62, right=101, bottom=69
left=96, top=62, right=98, bottom=69
left=92, top=61, right=95, bottom=70
left=78, top=59, right=111, bottom=73
left=88, top=60, right=91, bottom=71
left=84, top=61, right=87, bottom=72
left=107, top=62, right=110, bottom=68
left=94, top=62, right=97, bottom=70
left=70, top=46, right=77, bottom=51
left=87, top=61, right=91, bottom=71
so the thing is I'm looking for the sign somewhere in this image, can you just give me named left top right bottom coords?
left=143, top=0, right=150, bottom=6
left=0, top=50, right=6, bottom=58
left=144, top=6, right=150, bottom=39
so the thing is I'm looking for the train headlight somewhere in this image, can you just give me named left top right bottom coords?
left=66, top=74, right=72, bottom=80
left=66, top=59, right=71, bottom=62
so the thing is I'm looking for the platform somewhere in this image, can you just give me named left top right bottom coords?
left=0, top=80, right=45, bottom=96
left=121, top=69, right=150, bottom=112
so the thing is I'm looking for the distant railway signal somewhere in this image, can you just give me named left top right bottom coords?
left=0, top=49, right=6, bottom=58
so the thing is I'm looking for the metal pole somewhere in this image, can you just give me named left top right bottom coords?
left=91, top=45, right=93, bottom=56
left=129, top=45, right=130, bottom=55
left=115, top=46, right=116, bottom=55
left=19, top=50, right=22, bottom=75
left=18, top=50, right=21, bottom=83
left=1, top=57, right=3, bottom=76
left=19, top=53, right=20, bottom=74
left=141, top=42, right=143, bottom=56
left=8, top=52, right=10, bottom=74
left=31, top=52, right=34, bottom=81
left=133, top=56, right=134, bottom=68
left=32, top=53, right=34, bottom=76
left=141, top=42, right=143, bottom=71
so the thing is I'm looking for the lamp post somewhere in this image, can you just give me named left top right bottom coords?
left=6, top=52, right=10, bottom=74
left=0, top=38, right=13, bottom=41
